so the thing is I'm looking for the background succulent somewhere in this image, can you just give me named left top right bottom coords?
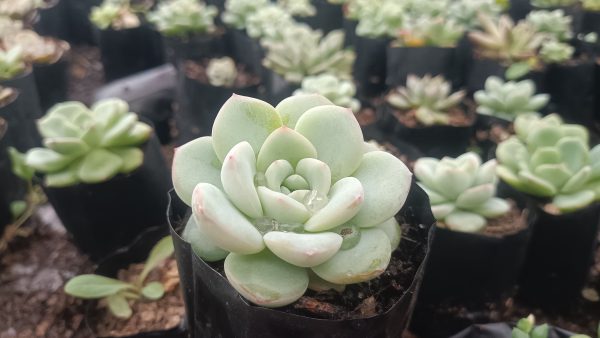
left=526, top=9, right=573, bottom=42
left=206, top=57, right=238, bottom=87
left=3, top=30, right=69, bottom=64
left=0, top=0, right=40, bottom=19
left=415, top=153, right=510, bottom=232
left=539, top=40, right=574, bottom=63
left=262, top=25, right=355, bottom=84
left=474, top=76, right=549, bottom=121
left=147, top=0, right=218, bottom=38
left=496, top=114, right=600, bottom=213
left=277, top=0, right=316, bottom=17
left=293, top=74, right=361, bottom=112
left=172, top=94, right=412, bottom=307
left=0, top=47, right=26, bottom=81
left=222, top=0, right=269, bottom=30
left=355, top=1, right=405, bottom=38
left=530, top=0, right=579, bottom=8
left=24, top=99, right=152, bottom=187
left=446, top=0, right=502, bottom=29
left=246, top=4, right=295, bottom=41
left=583, top=0, right=600, bottom=11
left=90, top=0, right=140, bottom=30
left=386, top=74, right=466, bottom=126
left=396, top=16, right=465, bottom=47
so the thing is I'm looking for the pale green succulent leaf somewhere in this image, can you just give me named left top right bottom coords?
left=78, top=149, right=123, bottom=184
left=471, top=197, right=511, bottom=218
left=256, top=126, right=317, bottom=172
left=139, top=236, right=174, bottom=284
left=182, top=216, right=228, bottom=262
left=413, top=157, right=440, bottom=189
left=518, top=170, right=557, bottom=197
left=43, top=137, right=90, bottom=156
left=530, top=147, right=561, bottom=168
left=264, top=231, right=343, bottom=267
left=553, top=190, right=596, bottom=214
left=106, top=293, right=133, bottom=319
left=257, top=186, right=311, bottom=224
left=475, top=159, right=498, bottom=185
left=141, top=282, right=165, bottom=300
left=531, top=324, right=549, bottom=338
left=115, top=122, right=152, bottom=146
left=25, top=148, right=73, bottom=172
left=561, top=166, right=592, bottom=194
left=431, top=203, right=456, bottom=219
left=304, top=177, right=364, bottom=232
left=92, top=98, right=129, bottom=129
left=557, top=137, right=589, bottom=174
left=64, top=274, right=135, bottom=299
left=275, top=94, right=333, bottom=128
left=295, top=158, right=332, bottom=197
left=283, top=174, right=309, bottom=191
left=264, top=160, right=294, bottom=191
left=526, top=125, right=563, bottom=150
left=307, top=270, right=345, bottom=292
left=434, top=164, right=474, bottom=200
left=533, top=163, right=570, bottom=189
left=496, top=165, right=523, bottom=190
left=37, top=115, right=82, bottom=139
left=45, top=168, right=79, bottom=187
left=375, top=217, right=402, bottom=250
left=444, top=211, right=487, bottom=233
left=100, top=113, right=138, bottom=147
left=417, top=183, right=447, bottom=204
left=221, top=141, right=263, bottom=218
left=111, top=147, right=144, bottom=173
left=456, top=183, right=496, bottom=209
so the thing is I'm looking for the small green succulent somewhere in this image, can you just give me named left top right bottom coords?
left=396, top=16, right=465, bottom=47
left=206, top=57, right=238, bottom=87
left=511, top=315, right=593, bottom=338
left=526, top=9, right=573, bottom=42
left=222, top=0, right=269, bottom=30
left=386, top=74, right=466, bottom=126
left=474, top=76, right=549, bottom=121
left=147, top=0, right=218, bottom=38
left=415, top=153, right=509, bottom=232
left=172, top=94, right=412, bottom=307
left=530, top=0, right=579, bottom=8
left=583, top=0, right=600, bottom=11
left=246, top=4, right=295, bottom=41
left=24, top=99, right=152, bottom=187
left=277, top=0, right=316, bottom=17
left=355, top=0, right=405, bottom=38
left=496, top=113, right=600, bottom=213
left=539, top=40, right=574, bottom=63
left=262, top=25, right=355, bottom=84
left=0, top=47, right=25, bottom=80
left=90, top=0, right=140, bottom=30
left=293, top=74, right=361, bottom=112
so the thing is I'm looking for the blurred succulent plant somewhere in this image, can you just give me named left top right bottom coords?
left=512, top=315, right=551, bottom=338
left=0, top=17, right=23, bottom=36
left=293, top=74, right=361, bottom=112
left=0, top=86, right=14, bottom=105
left=0, top=47, right=26, bottom=81
left=262, top=25, right=355, bottom=84
left=474, top=76, right=549, bottom=121
left=222, top=0, right=269, bottom=30
left=531, top=0, right=579, bottom=8
left=24, top=99, right=152, bottom=187
left=345, top=0, right=373, bottom=20
left=526, top=9, right=573, bottom=41
left=583, top=0, right=600, bottom=11
left=415, top=153, right=509, bottom=232
left=447, top=0, right=503, bottom=29
left=246, top=4, right=295, bottom=41
left=539, top=40, right=574, bottom=63
left=147, top=0, right=217, bottom=37
left=90, top=0, right=140, bottom=30
left=206, top=57, right=238, bottom=87
left=396, top=16, right=465, bottom=47
left=387, top=74, right=466, bottom=126
left=355, top=0, right=405, bottom=38
left=172, top=94, right=412, bottom=307
left=3, top=30, right=69, bottom=64
left=0, top=0, right=41, bottom=19
left=277, top=0, right=316, bottom=17
left=496, top=113, right=600, bottom=213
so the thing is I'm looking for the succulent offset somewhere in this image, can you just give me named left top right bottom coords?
left=172, top=94, right=412, bottom=307
left=293, top=74, right=361, bottom=112
left=496, top=114, right=600, bottom=213
left=0, top=47, right=25, bottom=80
left=415, top=153, right=510, bottom=232
left=526, top=9, right=573, bottom=42
left=222, top=0, right=269, bottom=30
left=206, top=57, right=238, bottom=87
left=24, top=99, right=152, bottom=187
left=474, top=76, right=549, bottom=121
left=147, top=0, right=218, bottom=37
left=386, top=74, right=466, bottom=126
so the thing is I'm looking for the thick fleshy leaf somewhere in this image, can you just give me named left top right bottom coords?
left=518, top=170, right=557, bottom=197
left=25, top=148, right=73, bottom=172
left=265, top=160, right=294, bottom=191
left=295, top=105, right=364, bottom=181
left=471, top=197, right=510, bottom=217
left=496, top=165, right=524, bottom=190
left=375, top=217, right=402, bottom=249
left=288, top=189, right=311, bottom=203
left=257, top=187, right=310, bottom=224
left=100, top=113, right=138, bottom=147
left=256, top=127, right=317, bottom=172
left=212, top=95, right=282, bottom=161
left=141, top=282, right=165, bottom=300
left=192, top=183, right=264, bottom=254
left=221, top=142, right=263, bottom=218
left=455, top=184, right=495, bottom=209
left=414, top=157, right=440, bottom=189
left=312, top=228, right=391, bottom=284
left=304, top=177, right=364, bottom=232
left=115, top=122, right=152, bottom=146
left=107, top=294, right=133, bottom=319
left=49, top=101, right=89, bottom=120
left=445, top=211, right=487, bottom=233
left=78, top=149, right=123, bottom=184
left=172, top=137, right=223, bottom=206
left=139, top=236, right=174, bottom=284
left=224, top=250, right=309, bottom=308
left=307, top=270, right=345, bottom=292
left=295, top=158, right=332, bottom=196
left=283, top=174, right=309, bottom=191
left=434, top=163, right=474, bottom=200
left=275, top=94, right=333, bottom=128
left=64, top=274, right=134, bottom=299
left=431, top=203, right=455, bottom=219
left=418, top=184, right=447, bottom=204
left=561, top=166, right=592, bottom=194
left=350, top=151, right=412, bottom=228
left=530, top=147, right=561, bottom=168
left=557, top=137, right=589, bottom=174
left=264, top=232, right=343, bottom=267
left=475, top=160, right=497, bottom=185
left=45, top=167, right=79, bottom=187
left=182, top=216, right=228, bottom=262
left=526, top=125, right=562, bottom=150
left=111, top=148, right=144, bottom=173
left=92, top=98, right=129, bottom=128
left=553, top=190, right=595, bottom=213
left=454, top=153, right=482, bottom=177
left=534, top=164, right=570, bottom=191
left=43, top=137, right=89, bottom=156
left=37, top=115, right=82, bottom=139
left=496, top=137, right=528, bottom=171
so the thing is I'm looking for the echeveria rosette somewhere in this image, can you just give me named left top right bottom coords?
left=415, top=153, right=510, bottom=233
left=496, top=113, right=600, bottom=213
left=172, top=94, right=412, bottom=307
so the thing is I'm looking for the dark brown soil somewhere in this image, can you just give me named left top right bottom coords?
left=183, top=59, right=261, bottom=88
left=355, top=107, right=377, bottom=126
left=88, top=258, right=185, bottom=337
left=393, top=106, right=475, bottom=128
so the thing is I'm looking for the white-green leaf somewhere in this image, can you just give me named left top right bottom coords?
left=256, top=127, right=317, bottom=172
left=141, top=282, right=165, bottom=300
left=471, top=197, right=510, bottom=218
left=221, top=141, right=263, bottom=218
left=77, top=148, right=123, bottom=184
left=64, top=274, right=135, bottom=299
left=265, top=160, right=294, bottom=191
left=264, top=231, right=342, bottom=267
left=305, top=177, right=364, bottom=232
left=257, top=187, right=311, bottom=224
left=553, top=190, right=596, bottom=213
left=295, top=158, right=332, bottom=197
left=25, top=148, right=73, bottom=172
left=275, top=94, right=333, bottom=128
left=375, top=217, right=402, bottom=249
left=445, top=211, right=487, bottom=233
left=106, top=293, right=133, bottom=319
left=456, top=184, right=495, bottom=209
left=182, top=216, right=228, bottom=262
left=111, top=147, right=144, bottom=173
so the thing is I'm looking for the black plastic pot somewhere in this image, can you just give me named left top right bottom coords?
left=98, top=25, right=165, bottom=82
left=353, top=36, right=389, bottom=99
left=1, top=69, right=43, bottom=120
left=84, top=226, right=187, bottom=338
left=295, top=0, right=344, bottom=34
left=546, top=60, right=596, bottom=125
left=168, top=180, right=434, bottom=338
left=518, top=200, right=600, bottom=308
left=33, top=0, right=70, bottom=41
left=34, top=57, right=69, bottom=111
left=582, top=10, right=600, bottom=36
left=450, top=322, right=577, bottom=338
left=343, top=19, right=357, bottom=47
left=386, top=46, right=456, bottom=87
left=163, top=31, right=228, bottom=66
left=227, top=29, right=264, bottom=76
left=65, top=0, right=101, bottom=45
left=466, top=58, right=547, bottom=95
left=0, top=119, right=13, bottom=233
left=43, top=135, right=171, bottom=261
left=264, top=71, right=298, bottom=105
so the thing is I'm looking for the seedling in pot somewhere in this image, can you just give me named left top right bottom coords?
left=172, top=93, right=412, bottom=307
left=474, top=76, right=549, bottom=121
left=496, top=113, right=600, bottom=213
left=147, top=0, right=218, bottom=38
left=64, top=236, right=175, bottom=319
left=512, top=314, right=593, bottom=338
left=90, top=0, right=141, bottom=30
left=0, top=47, right=26, bottom=81
left=23, top=98, right=152, bottom=187
left=293, top=74, right=360, bottom=112
left=415, top=152, right=509, bottom=232
left=221, top=0, right=269, bottom=30
left=526, top=9, right=574, bottom=42
left=386, top=74, right=466, bottom=126
left=206, top=57, right=238, bottom=88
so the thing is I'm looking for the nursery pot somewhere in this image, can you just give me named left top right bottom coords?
left=167, top=180, right=434, bottom=338
left=449, top=322, right=579, bottom=338
left=163, top=31, right=228, bottom=66
left=84, top=226, right=186, bottom=338
left=33, top=0, right=70, bottom=41
left=227, top=29, right=264, bottom=76
left=517, top=200, right=600, bottom=308
left=466, top=58, right=546, bottom=95
left=0, top=120, right=13, bottom=232
left=343, top=19, right=358, bottom=47
left=65, top=0, right=102, bottom=45
left=33, top=56, right=69, bottom=111
left=386, top=46, right=456, bottom=87
left=43, top=135, right=172, bottom=261
left=98, top=25, right=165, bottom=82
left=546, top=60, right=596, bottom=125
left=1, top=68, right=43, bottom=120
left=353, top=36, right=390, bottom=99
left=294, top=0, right=344, bottom=34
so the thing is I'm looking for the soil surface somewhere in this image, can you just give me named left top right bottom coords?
left=183, top=59, right=261, bottom=88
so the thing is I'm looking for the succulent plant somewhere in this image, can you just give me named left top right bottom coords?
left=172, top=94, right=412, bottom=307
left=0, top=17, right=23, bottom=36
left=345, top=0, right=373, bottom=20
left=0, top=0, right=41, bottom=19
left=277, top=0, right=316, bottom=17
left=386, top=74, right=466, bottom=126
left=530, top=0, right=579, bottom=8
left=414, top=153, right=509, bottom=232
left=206, top=57, right=238, bottom=87
left=293, top=74, right=361, bottom=112
left=0, top=47, right=26, bottom=81
left=3, top=30, right=69, bottom=64
left=539, top=40, right=574, bottom=63
left=355, top=0, right=405, bottom=38
left=474, top=76, right=549, bottom=121
left=526, top=9, right=573, bottom=42
left=222, top=0, right=269, bottom=30
left=24, top=99, right=152, bottom=187
left=496, top=113, right=600, bottom=213
left=147, top=0, right=218, bottom=38
left=447, top=0, right=503, bottom=29
left=583, top=0, right=600, bottom=11
left=396, top=16, right=465, bottom=47
left=90, top=0, right=140, bottom=30
left=262, top=25, right=355, bottom=84
left=246, top=4, right=295, bottom=41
